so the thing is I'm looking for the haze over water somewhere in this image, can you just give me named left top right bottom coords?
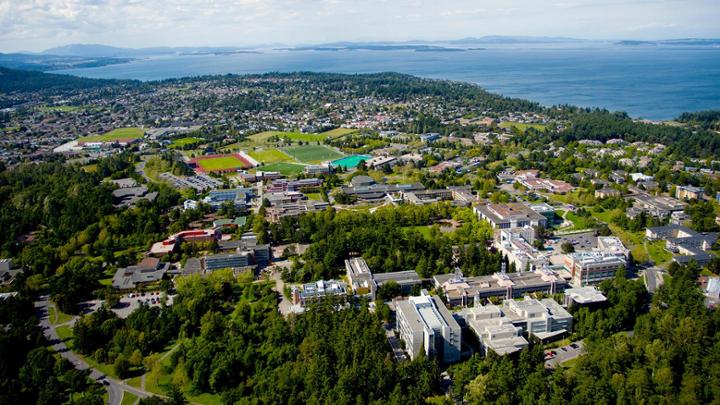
left=57, top=45, right=720, bottom=121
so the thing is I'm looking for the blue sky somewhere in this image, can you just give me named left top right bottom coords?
left=0, top=0, right=718, bottom=52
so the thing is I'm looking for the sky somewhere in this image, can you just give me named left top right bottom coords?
left=0, top=0, right=719, bottom=52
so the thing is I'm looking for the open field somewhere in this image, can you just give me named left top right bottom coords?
left=256, top=162, right=305, bottom=175
left=78, top=127, right=144, bottom=143
left=320, top=128, right=358, bottom=138
left=247, top=148, right=292, bottom=163
left=193, top=154, right=251, bottom=172
left=121, top=392, right=138, bottom=405
left=282, top=145, right=344, bottom=164
left=249, top=131, right=330, bottom=144
left=499, top=121, right=548, bottom=132
left=169, top=137, right=204, bottom=148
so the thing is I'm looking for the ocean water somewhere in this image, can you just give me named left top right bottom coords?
left=55, top=46, right=720, bottom=120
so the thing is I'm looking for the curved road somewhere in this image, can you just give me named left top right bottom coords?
left=35, top=295, right=156, bottom=405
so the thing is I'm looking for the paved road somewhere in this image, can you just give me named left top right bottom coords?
left=35, top=295, right=155, bottom=405
left=544, top=341, right=584, bottom=368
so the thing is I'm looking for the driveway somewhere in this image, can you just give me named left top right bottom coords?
left=35, top=295, right=156, bottom=405
left=544, top=341, right=584, bottom=369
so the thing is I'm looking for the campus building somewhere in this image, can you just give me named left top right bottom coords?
left=501, top=297, right=573, bottom=340
left=646, top=224, right=718, bottom=266
left=676, top=185, right=705, bottom=201
left=395, top=291, right=462, bottom=363
left=291, top=279, right=348, bottom=307
left=433, top=269, right=568, bottom=307
left=563, top=252, right=627, bottom=287
left=112, top=257, right=170, bottom=290
left=460, top=305, right=528, bottom=356
left=496, top=226, right=549, bottom=272
left=203, top=252, right=251, bottom=272
left=344, top=257, right=422, bottom=299
left=475, top=203, right=548, bottom=230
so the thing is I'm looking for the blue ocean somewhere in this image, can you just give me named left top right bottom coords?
left=56, top=45, right=720, bottom=120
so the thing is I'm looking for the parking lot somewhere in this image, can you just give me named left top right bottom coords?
left=546, top=231, right=597, bottom=253
left=160, top=172, right=222, bottom=191
left=113, top=292, right=175, bottom=318
left=545, top=341, right=584, bottom=368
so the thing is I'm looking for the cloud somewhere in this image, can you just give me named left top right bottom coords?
left=0, top=0, right=718, bottom=51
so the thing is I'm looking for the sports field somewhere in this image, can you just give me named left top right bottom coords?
left=194, top=154, right=251, bottom=172
left=247, top=148, right=292, bottom=164
left=78, top=127, right=144, bottom=143
left=331, top=154, right=371, bottom=169
left=257, top=162, right=305, bottom=175
left=282, top=145, right=344, bottom=164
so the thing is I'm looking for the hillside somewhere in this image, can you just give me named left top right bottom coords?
left=0, top=67, right=134, bottom=93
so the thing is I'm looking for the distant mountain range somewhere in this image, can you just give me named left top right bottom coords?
left=40, top=44, right=256, bottom=58
left=0, top=36, right=717, bottom=72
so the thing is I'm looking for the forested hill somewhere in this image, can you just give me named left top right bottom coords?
left=556, top=109, right=720, bottom=158
left=0, top=67, right=136, bottom=93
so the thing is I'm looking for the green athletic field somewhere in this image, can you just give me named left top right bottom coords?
left=197, top=156, right=247, bottom=171
left=282, top=145, right=344, bottom=164
left=78, top=127, right=144, bottom=143
left=257, top=162, right=305, bottom=175
left=249, top=131, right=329, bottom=143
left=247, top=148, right=292, bottom=163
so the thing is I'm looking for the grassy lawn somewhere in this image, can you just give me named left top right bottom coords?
left=561, top=357, right=580, bottom=368
left=590, top=208, right=621, bottom=224
left=249, top=131, right=330, bottom=144
left=170, top=137, right=204, bottom=148
left=126, top=376, right=142, bottom=389
left=56, top=325, right=74, bottom=341
left=48, top=304, right=74, bottom=325
left=402, top=225, right=434, bottom=240
left=647, top=240, right=672, bottom=265
left=499, top=121, right=547, bottom=132
left=78, top=127, right=144, bottom=143
left=247, top=148, right=292, bottom=164
left=304, top=192, right=324, bottom=201
left=197, top=156, right=247, bottom=171
left=256, top=162, right=305, bottom=175
left=563, top=212, right=597, bottom=231
left=320, top=128, right=358, bottom=138
left=282, top=145, right=344, bottom=164
left=121, top=392, right=138, bottom=405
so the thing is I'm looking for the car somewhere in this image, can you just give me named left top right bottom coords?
left=570, top=343, right=579, bottom=349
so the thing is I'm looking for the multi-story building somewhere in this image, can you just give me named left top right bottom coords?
left=676, top=185, right=705, bottom=201
left=345, top=257, right=422, bottom=299
left=501, top=297, right=573, bottom=340
left=396, top=291, right=462, bottom=363
left=474, top=203, right=548, bottom=230
left=460, top=305, right=528, bottom=356
left=563, top=252, right=627, bottom=286
left=496, top=226, right=548, bottom=272
left=433, top=269, right=568, bottom=307
left=646, top=224, right=718, bottom=266
left=292, top=279, right=347, bottom=306
left=204, top=252, right=251, bottom=271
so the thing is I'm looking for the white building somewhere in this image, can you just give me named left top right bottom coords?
left=395, top=291, right=462, bottom=363
left=460, top=305, right=528, bottom=355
